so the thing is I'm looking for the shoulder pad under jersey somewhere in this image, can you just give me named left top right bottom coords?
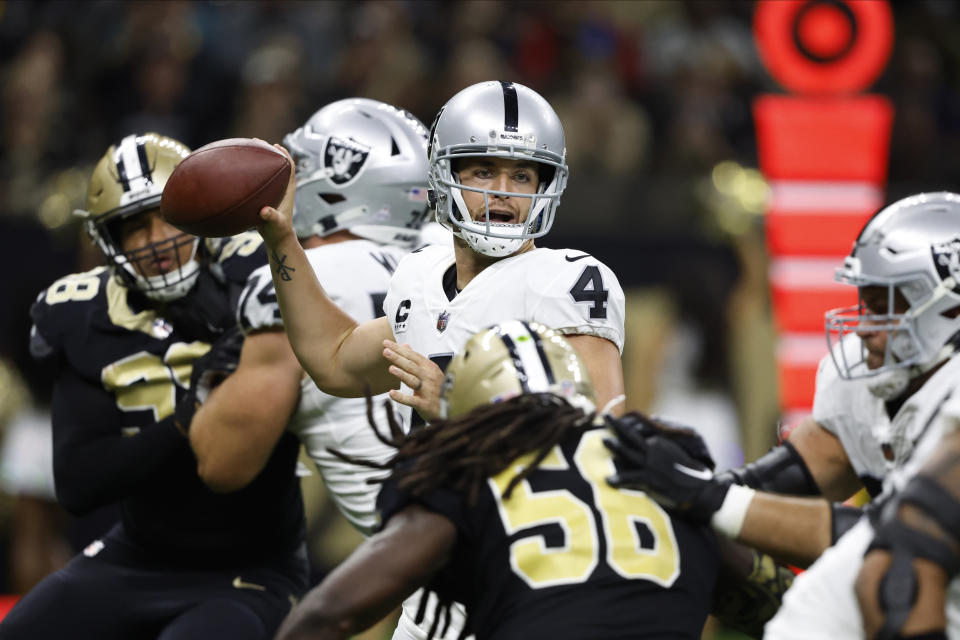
left=204, top=232, right=267, bottom=287
left=524, top=249, right=626, bottom=353
left=30, top=267, right=110, bottom=360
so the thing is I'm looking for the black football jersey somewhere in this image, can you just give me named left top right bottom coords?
left=30, top=233, right=305, bottom=567
left=378, top=424, right=719, bottom=639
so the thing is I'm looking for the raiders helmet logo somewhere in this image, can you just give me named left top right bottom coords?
left=931, top=236, right=960, bottom=292
left=323, top=136, right=370, bottom=186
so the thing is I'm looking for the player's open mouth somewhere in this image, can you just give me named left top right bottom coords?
left=150, top=256, right=173, bottom=273
left=482, top=211, right=515, bottom=224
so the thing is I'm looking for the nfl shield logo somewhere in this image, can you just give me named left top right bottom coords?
left=436, top=311, right=450, bottom=333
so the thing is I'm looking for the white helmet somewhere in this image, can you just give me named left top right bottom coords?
left=825, top=192, right=960, bottom=399
left=428, top=81, right=568, bottom=257
left=284, top=98, right=431, bottom=247
left=74, top=133, right=200, bottom=302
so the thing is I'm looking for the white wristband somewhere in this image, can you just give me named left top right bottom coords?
left=710, top=484, right=756, bottom=539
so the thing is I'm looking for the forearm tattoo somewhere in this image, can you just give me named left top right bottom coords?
left=271, top=250, right=296, bottom=282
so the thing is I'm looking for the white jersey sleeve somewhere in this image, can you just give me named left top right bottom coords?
left=811, top=335, right=888, bottom=485
left=525, top=250, right=625, bottom=352
left=764, top=518, right=873, bottom=640
left=238, top=240, right=407, bottom=534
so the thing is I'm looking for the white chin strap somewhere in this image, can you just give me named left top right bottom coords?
left=137, top=260, right=201, bottom=302
left=459, top=227, right=526, bottom=257
left=867, top=343, right=955, bottom=400
left=118, top=238, right=202, bottom=302
left=866, top=368, right=911, bottom=400
left=448, top=188, right=531, bottom=258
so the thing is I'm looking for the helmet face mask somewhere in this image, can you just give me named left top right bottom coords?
left=428, top=81, right=569, bottom=258
left=440, top=320, right=596, bottom=419
left=824, top=192, right=960, bottom=399
left=283, top=98, right=431, bottom=247
left=76, top=133, right=199, bottom=302
left=106, top=216, right=201, bottom=300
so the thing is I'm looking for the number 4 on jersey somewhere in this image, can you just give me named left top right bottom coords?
left=569, top=265, right=608, bottom=319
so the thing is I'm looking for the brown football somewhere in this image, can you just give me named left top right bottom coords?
left=160, top=138, right=290, bottom=237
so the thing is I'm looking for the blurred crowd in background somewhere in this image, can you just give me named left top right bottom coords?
left=0, top=0, right=958, bottom=616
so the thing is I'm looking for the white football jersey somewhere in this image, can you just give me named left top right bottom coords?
left=383, top=244, right=625, bottom=427
left=382, top=243, right=624, bottom=640
left=882, top=352, right=960, bottom=493
left=244, top=238, right=474, bottom=640
left=767, top=352, right=960, bottom=639
left=239, top=239, right=409, bottom=534
left=812, top=334, right=889, bottom=492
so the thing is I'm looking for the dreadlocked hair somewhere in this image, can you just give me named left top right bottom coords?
left=330, top=391, right=596, bottom=507
left=327, top=392, right=596, bottom=640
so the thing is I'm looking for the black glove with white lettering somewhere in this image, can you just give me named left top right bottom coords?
left=605, top=412, right=730, bottom=525
left=173, top=326, right=244, bottom=434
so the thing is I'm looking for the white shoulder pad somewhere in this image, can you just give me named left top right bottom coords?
left=813, top=335, right=860, bottom=433
left=525, top=249, right=626, bottom=353
left=301, top=241, right=408, bottom=323
left=384, top=244, right=452, bottom=332
left=914, top=354, right=960, bottom=433
left=942, top=384, right=960, bottom=430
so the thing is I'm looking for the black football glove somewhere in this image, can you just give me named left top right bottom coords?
left=607, top=412, right=717, bottom=470
left=605, top=412, right=729, bottom=525
left=173, top=326, right=245, bottom=434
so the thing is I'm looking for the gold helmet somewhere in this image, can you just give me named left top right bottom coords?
left=441, top=320, right=596, bottom=419
left=75, top=133, right=199, bottom=301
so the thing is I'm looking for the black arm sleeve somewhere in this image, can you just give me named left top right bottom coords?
left=719, top=440, right=820, bottom=496
left=52, top=366, right=188, bottom=516
left=830, top=504, right=863, bottom=544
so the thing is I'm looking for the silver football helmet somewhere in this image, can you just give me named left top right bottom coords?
left=428, top=81, right=569, bottom=257
left=440, top=320, right=596, bottom=419
left=284, top=98, right=430, bottom=247
left=74, top=133, right=200, bottom=302
left=825, top=192, right=960, bottom=399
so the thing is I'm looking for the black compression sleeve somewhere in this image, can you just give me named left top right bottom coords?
left=721, top=440, right=820, bottom=496
left=830, top=504, right=863, bottom=543
left=51, top=367, right=188, bottom=515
